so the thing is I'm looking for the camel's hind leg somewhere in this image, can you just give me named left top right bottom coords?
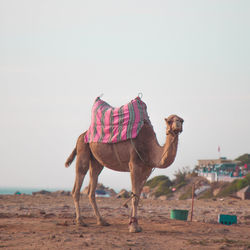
left=88, top=158, right=110, bottom=226
left=72, top=144, right=90, bottom=226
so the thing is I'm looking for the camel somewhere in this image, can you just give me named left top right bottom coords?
left=65, top=115, right=183, bottom=233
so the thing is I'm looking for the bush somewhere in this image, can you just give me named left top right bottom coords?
left=154, top=182, right=171, bottom=197
left=145, top=175, right=172, bottom=188
left=174, top=170, right=186, bottom=185
left=217, top=181, right=237, bottom=197
left=154, top=181, right=172, bottom=197
left=173, top=166, right=192, bottom=185
left=173, top=181, right=187, bottom=190
left=199, top=189, right=213, bottom=199
left=217, top=174, right=250, bottom=197
left=190, top=171, right=198, bottom=178
left=179, top=186, right=193, bottom=200
left=244, top=173, right=250, bottom=183
left=145, top=175, right=172, bottom=198
left=235, top=154, right=250, bottom=165
left=236, top=178, right=248, bottom=190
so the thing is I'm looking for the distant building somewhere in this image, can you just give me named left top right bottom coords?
left=198, top=157, right=240, bottom=166
left=197, top=157, right=248, bottom=182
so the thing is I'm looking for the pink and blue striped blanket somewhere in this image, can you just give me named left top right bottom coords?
left=84, top=96, right=151, bottom=143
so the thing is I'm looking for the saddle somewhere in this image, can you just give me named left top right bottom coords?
left=84, top=96, right=151, bottom=143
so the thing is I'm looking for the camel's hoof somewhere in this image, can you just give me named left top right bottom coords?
left=97, top=219, right=110, bottom=226
left=129, top=224, right=142, bottom=233
left=76, top=219, right=88, bottom=227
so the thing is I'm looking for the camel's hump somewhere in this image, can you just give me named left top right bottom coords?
left=84, top=96, right=151, bottom=143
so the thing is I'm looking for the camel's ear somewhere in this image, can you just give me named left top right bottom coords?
left=165, top=118, right=172, bottom=125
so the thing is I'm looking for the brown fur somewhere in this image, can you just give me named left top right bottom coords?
left=65, top=148, right=76, bottom=167
left=65, top=115, right=183, bottom=232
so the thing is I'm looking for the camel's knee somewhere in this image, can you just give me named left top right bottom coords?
left=72, top=189, right=80, bottom=201
left=72, top=183, right=81, bottom=200
left=88, top=191, right=95, bottom=202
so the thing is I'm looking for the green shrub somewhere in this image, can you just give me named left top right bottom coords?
left=174, top=170, right=186, bottom=185
left=199, top=189, right=213, bottom=199
left=145, top=175, right=173, bottom=198
left=179, top=186, right=193, bottom=200
left=154, top=180, right=172, bottom=197
left=244, top=173, right=250, bottom=183
left=190, top=171, right=198, bottom=178
left=217, top=181, right=237, bottom=197
left=235, top=154, right=250, bottom=165
left=145, top=175, right=172, bottom=188
left=217, top=175, right=250, bottom=197
left=236, top=178, right=248, bottom=190
left=174, top=181, right=187, bottom=190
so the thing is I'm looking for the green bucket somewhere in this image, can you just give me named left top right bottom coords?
left=170, top=209, right=189, bottom=221
left=218, top=214, right=237, bottom=225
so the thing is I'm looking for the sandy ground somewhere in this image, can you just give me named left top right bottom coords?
left=0, top=194, right=250, bottom=250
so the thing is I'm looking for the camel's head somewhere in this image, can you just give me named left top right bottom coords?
left=165, top=115, right=184, bottom=135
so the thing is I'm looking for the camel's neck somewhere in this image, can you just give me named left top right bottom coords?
left=154, top=132, right=179, bottom=169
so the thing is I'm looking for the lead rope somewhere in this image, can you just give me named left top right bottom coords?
left=124, top=131, right=179, bottom=215
left=130, top=132, right=178, bottom=168
left=122, top=192, right=139, bottom=208
left=122, top=192, right=143, bottom=222
left=155, top=133, right=178, bottom=167
left=130, top=138, right=146, bottom=164
left=123, top=135, right=177, bottom=210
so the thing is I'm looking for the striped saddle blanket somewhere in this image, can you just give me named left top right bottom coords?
left=84, top=96, right=151, bottom=143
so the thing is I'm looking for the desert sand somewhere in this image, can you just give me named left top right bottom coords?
left=0, top=194, right=250, bottom=249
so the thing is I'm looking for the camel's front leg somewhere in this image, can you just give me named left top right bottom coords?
left=88, top=159, right=110, bottom=226
left=129, top=163, right=152, bottom=233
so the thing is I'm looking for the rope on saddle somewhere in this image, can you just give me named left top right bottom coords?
left=130, top=139, right=146, bottom=164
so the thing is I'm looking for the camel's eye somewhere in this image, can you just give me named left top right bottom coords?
left=167, top=120, right=172, bottom=125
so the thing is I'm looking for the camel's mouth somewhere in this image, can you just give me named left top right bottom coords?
left=173, top=128, right=182, bottom=134
left=167, top=126, right=183, bottom=135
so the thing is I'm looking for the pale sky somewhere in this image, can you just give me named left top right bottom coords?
left=1, top=0, right=250, bottom=191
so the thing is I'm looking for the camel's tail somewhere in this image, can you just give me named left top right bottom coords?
left=65, top=148, right=77, bottom=167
